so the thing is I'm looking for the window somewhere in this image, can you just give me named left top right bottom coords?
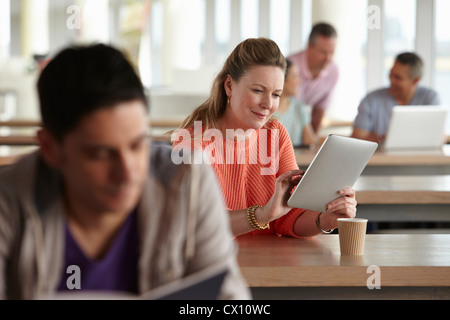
left=0, top=0, right=10, bottom=58
left=322, top=0, right=368, bottom=123
left=269, top=0, right=290, bottom=55
left=215, top=0, right=231, bottom=64
left=241, top=0, right=258, bottom=40
left=5, top=0, right=448, bottom=126
left=382, top=0, right=416, bottom=86
left=150, top=0, right=163, bottom=86
left=434, top=0, right=450, bottom=134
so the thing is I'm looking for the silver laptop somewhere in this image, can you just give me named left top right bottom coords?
left=383, top=105, right=448, bottom=150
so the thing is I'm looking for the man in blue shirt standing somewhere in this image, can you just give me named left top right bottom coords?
left=352, top=52, right=440, bottom=143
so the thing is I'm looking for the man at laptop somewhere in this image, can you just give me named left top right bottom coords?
left=351, top=52, right=440, bottom=143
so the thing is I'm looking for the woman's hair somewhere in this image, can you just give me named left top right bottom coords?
left=175, top=37, right=286, bottom=132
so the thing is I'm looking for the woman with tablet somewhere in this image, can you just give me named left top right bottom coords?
left=171, top=38, right=357, bottom=237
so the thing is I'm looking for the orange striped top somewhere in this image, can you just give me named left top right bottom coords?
left=172, top=120, right=306, bottom=237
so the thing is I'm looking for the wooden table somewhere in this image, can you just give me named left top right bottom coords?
left=0, top=119, right=176, bottom=146
left=0, top=119, right=182, bottom=128
left=0, top=135, right=38, bottom=145
left=295, top=145, right=450, bottom=175
left=354, top=175, right=450, bottom=223
left=236, top=233, right=450, bottom=299
left=0, top=120, right=41, bottom=127
left=355, top=175, right=450, bottom=205
left=0, top=146, right=38, bottom=165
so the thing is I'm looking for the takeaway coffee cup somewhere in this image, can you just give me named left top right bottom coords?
left=337, top=218, right=368, bottom=255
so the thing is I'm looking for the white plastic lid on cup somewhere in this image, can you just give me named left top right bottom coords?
left=337, top=218, right=368, bottom=222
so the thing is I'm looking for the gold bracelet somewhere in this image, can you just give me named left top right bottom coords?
left=246, top=205, right=270, bottom=230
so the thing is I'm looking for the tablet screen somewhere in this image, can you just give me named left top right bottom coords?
left=287, top=135, right=377, bottom=211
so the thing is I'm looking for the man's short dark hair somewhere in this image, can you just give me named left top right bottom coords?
left=37, top=43, right=148, bottom=141
left=308, top=22, right=337, bottom=45
left=395, top=52, right=424, bottom=79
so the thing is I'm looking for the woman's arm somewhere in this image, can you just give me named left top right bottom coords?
left=228, top=170, right=303, bottom=237
left=302, top=124, right=319, bottom=147
left=293, top=187, right=357, bottom=237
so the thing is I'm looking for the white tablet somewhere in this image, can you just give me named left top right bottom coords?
left=287, top=134, right=378, bottom=211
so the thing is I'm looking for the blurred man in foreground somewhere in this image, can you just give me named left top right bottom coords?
left=0, top=43, right=250, bottom=300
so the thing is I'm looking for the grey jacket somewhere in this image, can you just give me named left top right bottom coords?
left=0, top=143, right=251, bottom=300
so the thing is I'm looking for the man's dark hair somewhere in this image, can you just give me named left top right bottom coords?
left=37, top=43, right=148, bottom=141
left=308, top=22, right=338, bottom=45
left=395, top=52, right=424, bottom=79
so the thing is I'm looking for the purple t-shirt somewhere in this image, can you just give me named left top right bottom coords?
left=57, top=210, right=139, bottom=294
